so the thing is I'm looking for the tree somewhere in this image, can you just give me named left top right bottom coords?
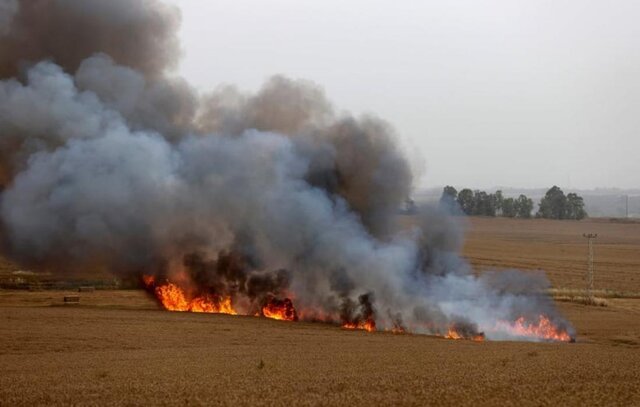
left=439, top=186, right=458, bottom=210
left=566, top=193, right=587, bottom=220
left=502, top=197, right=516, bottom=217
left=473, top=190, right=496, bottom=216
left=537, top=186, right=567, bottom=219
left=537, top=186, right=587, bottom=220
left=515, top=194, right=533, bottom=218
left=494, top=190, right=504, bottom=214
left=457, top=189, right=475, bottom=215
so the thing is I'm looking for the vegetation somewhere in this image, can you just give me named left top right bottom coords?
left=536, top=186, right=587, bottom=220
left=500, top=194, right=534, bottom=218
left=440, top=185, right=586, bottom=220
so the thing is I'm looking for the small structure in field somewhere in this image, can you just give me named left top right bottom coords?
left=63, top=295, right=80, bottom=304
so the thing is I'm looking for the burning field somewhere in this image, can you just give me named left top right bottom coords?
left=2, top=1, right=640, bottom=405
left=142, top=273, right=573, bottom=342
left=3, top=216, right=639, bottom=405
left=0, top=0, right=577, bottom=343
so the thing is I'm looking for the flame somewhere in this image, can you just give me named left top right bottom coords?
left=144, top=276, right=236, bottom=315
left=142, top=275, right=155, bottom=286
left=444, top=327, right=485, bottom=342
left=445, top=328, right=463, bottom=340
left=342, top=319, right=376, bottom=332
left=262, top=297, right=298, bottom=321
left=494, top=315, right=573, bottom=342
left=141, top=275, right=572, bottom=343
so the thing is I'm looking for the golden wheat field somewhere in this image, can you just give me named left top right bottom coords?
left=1, top=217, right=639, bottom=406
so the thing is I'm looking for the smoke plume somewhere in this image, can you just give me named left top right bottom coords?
left=0, top=0, right=573, bottom=341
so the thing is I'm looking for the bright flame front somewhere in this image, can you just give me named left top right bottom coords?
left=143, top=276, right=573, bottom=342
left=342, top=319, right=376, bottom=332
left=144, top=276, right=236, bottom=315
left=492, top=315, right=573, bottom=342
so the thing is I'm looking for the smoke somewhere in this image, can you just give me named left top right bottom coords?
left=0, top=0, right=573, bottom=341
left=0, top=0, right=180, bottom=78
left=0, top=0, right=17, bottom=36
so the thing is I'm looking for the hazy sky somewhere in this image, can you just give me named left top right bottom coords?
left=164, top=0, right=639, bottom=190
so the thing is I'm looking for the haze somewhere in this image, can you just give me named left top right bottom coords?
left=164, top=0, right=640, bottom=190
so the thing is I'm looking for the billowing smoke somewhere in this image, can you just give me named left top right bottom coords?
left=0, top=0, right=573, bottom=341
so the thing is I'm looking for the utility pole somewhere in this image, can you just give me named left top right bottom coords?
left=626, top=195, right=629, bottom=218
left=582, top=233, right=597, bottom=301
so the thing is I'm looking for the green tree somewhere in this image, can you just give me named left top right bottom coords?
left=502, top=197, right=516, bottom=217
left=515, top=194, right=533, bottom=218
left=537, top=186, right=567, bottom=219
left=473, top=190, right=496, bottom=216
left=457, top=188, right=475, bottom=215
left=566, top=193, right=587, bottom=220
left=439, top=186, right=458, bottom=210
left=495, top=190, right=504, bottom=214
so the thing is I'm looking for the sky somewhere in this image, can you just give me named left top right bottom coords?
left=163, top=0, right=640, bottom=190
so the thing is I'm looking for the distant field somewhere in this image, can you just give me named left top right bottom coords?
left=463, top=217, right=640, bottom=294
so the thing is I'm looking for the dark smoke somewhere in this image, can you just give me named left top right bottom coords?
left=0, top=0, right=180, bottom=78
left=340, top=293, right=376, bottom=329
left=0, top=0, right=574, bottom=341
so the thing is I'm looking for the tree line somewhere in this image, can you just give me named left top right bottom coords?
left=439, top=185, right=587, bottom=220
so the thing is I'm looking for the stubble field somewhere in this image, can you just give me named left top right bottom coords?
left=464, top=217, right=640, bottom=294
left=1, top=217, right=639, bottom=406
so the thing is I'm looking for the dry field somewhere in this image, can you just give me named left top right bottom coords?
left=1, top=217, right=639, bottom=406
left=464, top=217, right=640, bottom=294
left=1, top=292, right=640, bottom=406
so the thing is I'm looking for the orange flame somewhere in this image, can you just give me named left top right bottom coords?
left=262, top=298, right=298, bottom=321
left=342, top=319, right=376, bottom=332
left=145, top=277, right=236, bottom=315
left=444, top=327, right=485, bottom=342
left=142, top=275, right=155, bottom=286
left=444, top=328, right=463, bottom=340
left=142, top=276, right=572, bottom=343
left=495, top=315, right=572, bottom=342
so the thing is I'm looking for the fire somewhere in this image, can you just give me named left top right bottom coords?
left=445, top=328, right=462, bottom=340
left=262, top=297, right=298, bottom=321
left=444, top=327, right=485, bottom=342
left=342, top=319, right=376, bottom=332
left=142, top=275, right=155, bottom=286
left=495, top=315, right=573, bottom=342
left=141, top=275, right=571, bottom=343
left=144, top=276, right=236, bottom=315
